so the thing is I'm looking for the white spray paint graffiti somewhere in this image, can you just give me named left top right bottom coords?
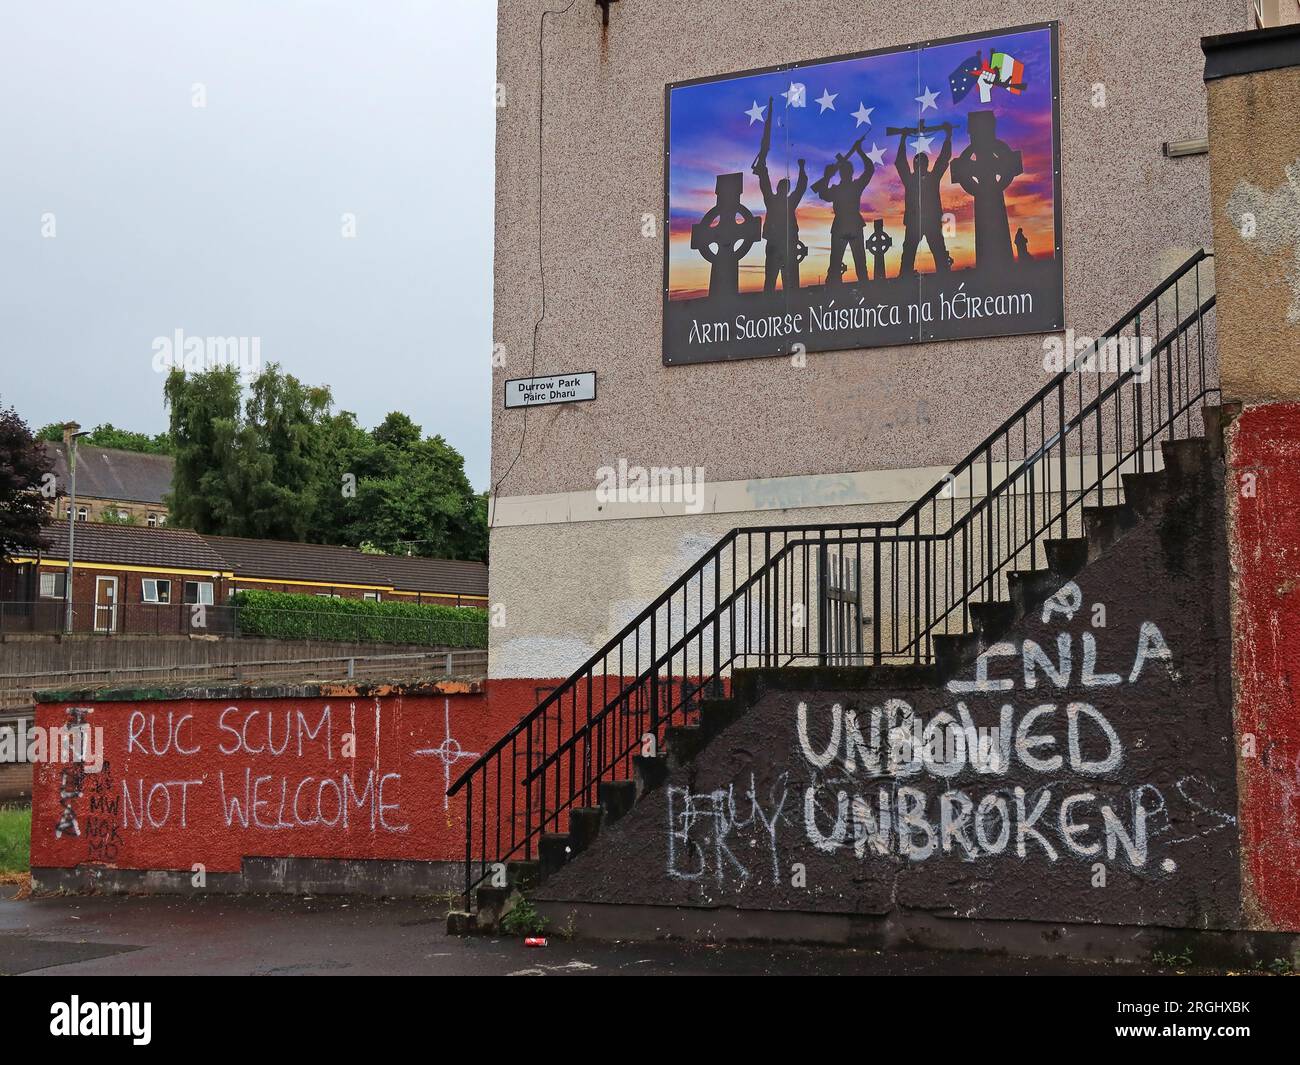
left=794, top=585, right=1232, bottom=871
left=413, top=697, right=481, bottom=810
left=666, top=773, right=789, bottom=889
left=657, top=584, right=1236, bottom=890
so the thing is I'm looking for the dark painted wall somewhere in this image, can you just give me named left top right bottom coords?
left=537, top=460, right=1241, bottom=929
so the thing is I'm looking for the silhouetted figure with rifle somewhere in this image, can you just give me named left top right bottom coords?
left=751, top=96, right=808, bottom=293
left=891, top=119, right=954, bottom=275
left=812, top=135, right=874, bottom=286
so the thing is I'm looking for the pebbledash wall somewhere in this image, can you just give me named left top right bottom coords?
left=27, top=678, right=554, bottom=893
left=487, top=0, right=1247, bottom=681
left=482, top=2, right=1300, bottom=944
left=1205, top=24, right=1300, bottom=932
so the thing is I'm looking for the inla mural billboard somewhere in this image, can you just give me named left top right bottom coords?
left=663, top=23, right=1063, bottom=364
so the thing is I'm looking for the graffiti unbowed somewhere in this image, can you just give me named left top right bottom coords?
left=794, top=584, right=1232, bottom=875
left=532, top=471, right=1241, bottom=929
left=658, top=583, right=1236, bottom=907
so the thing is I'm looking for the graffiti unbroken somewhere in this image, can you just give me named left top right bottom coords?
left=533, top=476, right=1241, bottom=929
left=795, top=590, right=1188, bottom=871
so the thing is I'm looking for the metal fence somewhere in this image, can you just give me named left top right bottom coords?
left=0, top=649, right=488, bottom=707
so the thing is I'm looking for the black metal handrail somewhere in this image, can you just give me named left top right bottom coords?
left=451, top=250, right=1217, bottom=901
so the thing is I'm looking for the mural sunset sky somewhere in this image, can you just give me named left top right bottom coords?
left=667, top=26, right=1057, bottom=300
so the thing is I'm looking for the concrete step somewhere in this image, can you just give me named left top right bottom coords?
left=568, top=807, right=603, bottom=854
left=745, top=663, right=940, bottom=690
left=633, top=753, right=668, bottom=797
left=664, top=724, right=705, bottom=769
left=506, top=859, right=540, bottom=890
left=933, top=631, right=981, bottom=678
left=1044, top=536, right=1089, bottom=576
left=474, top=885, right=514, bottom=931
left=539, top=832, right=573, bottom=878
left=1120, top=471, right=1170, bottom=518
left=1202, top=405, right=1230, bottom=459
left=1161, top=436, right=1212, bottom=480
left=968, top=600, right=1017, bottom=641
left=597, top=779, right=636, bottom=823
left=699, top=696, right=744, bottom=739
left=1082, top=503, right=1139, bottom=550
left=1008, top=568, right=1066, bottom=617
left=446, top=910, right=476, bottom=935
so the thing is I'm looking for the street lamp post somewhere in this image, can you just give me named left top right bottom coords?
left=64, top=427, right=89, bottom=633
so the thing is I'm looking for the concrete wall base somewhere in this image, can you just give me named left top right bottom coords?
left=32, top=857, right=462, bottom=898
left=533, top=899, right=1300, bottom=968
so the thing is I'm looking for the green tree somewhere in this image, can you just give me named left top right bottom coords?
left=163, top=366, right=243, bottom=532
left=0, top=402, right=55, bottom=558
left=322, top=412, right=485, bottom=560
left=239, top=367, right=332, bottom=540
left=37, top=422, right=172, bottom=454
left=162, top=368, right=486, bottom=560
left=99, top=510, right=140, bottom=526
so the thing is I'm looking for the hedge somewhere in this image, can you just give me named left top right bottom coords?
left=231, top=590, right=488, bottom=648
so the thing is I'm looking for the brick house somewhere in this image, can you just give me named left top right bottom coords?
left=1, top=522, right=232, bottom=635
left=202, top=535, right=488, bottom=607
left=42, top=437, right=173, bottom=527
left=0, top=524, right=488, bottom=636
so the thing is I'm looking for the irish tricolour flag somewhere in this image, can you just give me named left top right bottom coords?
left=989, top=52, right=1025, bottom=94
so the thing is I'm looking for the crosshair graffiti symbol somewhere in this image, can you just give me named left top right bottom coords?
left=414, top=698, right=481, bottom=809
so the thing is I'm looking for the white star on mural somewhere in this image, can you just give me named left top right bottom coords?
left=915, top=85, right=939, bottom=111
left=781, top=81, right=806, bottom=107
left=815, top=88, right=837, bottom=112
left=865, top=141, right=887, bottom=166
left=911, top=133, right=935, bottom=154
left=745, top=100, right=766, bottom=125
left=851, top=102, right=874, bottom=127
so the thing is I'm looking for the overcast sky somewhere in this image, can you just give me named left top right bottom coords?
left=0, top=0, right=497, bottom=489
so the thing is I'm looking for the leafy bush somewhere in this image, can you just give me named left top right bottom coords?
left=0, top=806, right=31, bottom=875
left=501, top=896, right=548, bottom=937
left=231, top=589, right=487, bottom=647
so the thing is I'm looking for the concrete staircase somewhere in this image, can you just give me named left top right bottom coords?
left=450, top=409, right=1229, bottom=934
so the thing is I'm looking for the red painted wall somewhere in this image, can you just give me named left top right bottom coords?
left=30, top=681, right=553, bottom=875
left=1229, top=402, right=1300, bottom=930
left=28, top=675, right=713, bottom=885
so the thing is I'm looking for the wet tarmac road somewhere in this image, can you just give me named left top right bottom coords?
left=0, top=893, right=1230, bottom=976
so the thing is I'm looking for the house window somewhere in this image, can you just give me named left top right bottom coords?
left=183, top=581, right=214, bottom=605
left=77, top=506, right=88, bottom=522
left=156, top=514, right=166, bottom=526
left=39, top=571, right=68, bottom=599
left=142, top=579, right=172, bottom=604
left=363, top=592, right=381, bottom=602
left=147, top=513, right=158, bottom=527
